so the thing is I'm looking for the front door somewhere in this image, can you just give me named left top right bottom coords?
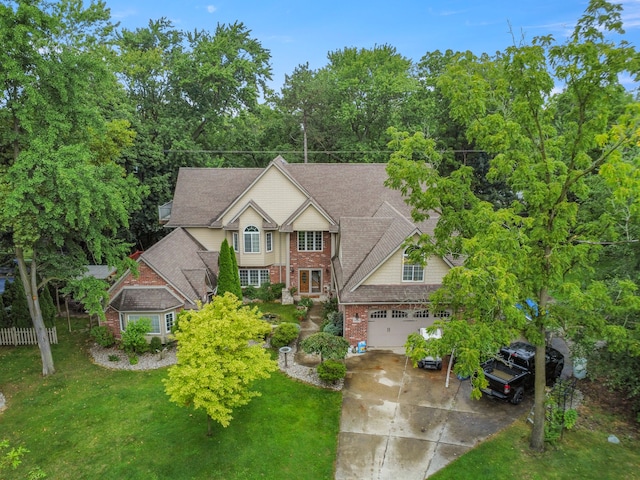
left=299, top=270, right=309, bottom=293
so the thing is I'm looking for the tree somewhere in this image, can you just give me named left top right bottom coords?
left=386, top=0, right=639, bottom=450
left=164, top=293, right=276, bottom=435
left=275, top=45, right=417, bottom=163
left=299, top=332, right=349, bottom=362
left=9, top=275, right=30, bottom=328
left=228, top=242, right=242, bottom=299
left=0, top=0, right=143, bottom=375
left=217, top=239, right=241, bottom=299
left=39, top=285, right=55, bottom=328
left=115, top=20, right=273, bottom=246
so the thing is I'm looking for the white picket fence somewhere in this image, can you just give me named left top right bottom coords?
left=0, top=327, right=58, bottom=346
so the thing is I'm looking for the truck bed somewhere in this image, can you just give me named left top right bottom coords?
left=483, top=360, right=528, bottom=383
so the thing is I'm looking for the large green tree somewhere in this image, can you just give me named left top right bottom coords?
left=164, top=293, right=276, bottom=435
left=116, top=20, right=273, bottom=246
left=387, top=0, right=639, bottom=450
left=0, top=0, right=142, bottom=375
left=275, top=45, right=417, bottom=163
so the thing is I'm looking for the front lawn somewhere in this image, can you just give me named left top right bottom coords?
left=255, top=302, right=304, bottom=324
left=431, top=404, right=640, bottom=480
left=0, top=317, right=341, bottom=479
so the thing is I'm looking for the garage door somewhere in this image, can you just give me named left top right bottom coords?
left=367, top=309, right=434, bottom=348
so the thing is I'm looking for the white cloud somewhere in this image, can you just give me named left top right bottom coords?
left=111, top=8, right=137, bottom=20
left=207, top=5, right=217, bottom=14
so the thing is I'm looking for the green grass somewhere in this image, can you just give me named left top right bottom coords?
left=255, top=302, right=302, bottom=324
left=430, top=416, right=640, bottom=480
left=0, top=317, right=342, bottom=479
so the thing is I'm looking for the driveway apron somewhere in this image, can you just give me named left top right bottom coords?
left=334, top=350, right=530, bottom=479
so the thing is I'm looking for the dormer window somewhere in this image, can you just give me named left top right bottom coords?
left=244, top=225, right=260, bottom=253
left=402, top=246, right=424, bottom=282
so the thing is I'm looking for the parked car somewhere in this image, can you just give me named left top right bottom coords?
left=480, top=341, right=564, bottom=405
left=417, top=327, right=443, bottom=370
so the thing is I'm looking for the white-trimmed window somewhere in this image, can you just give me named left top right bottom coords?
left=392, top=310, right=408, bottom=318
left=265, top=232, right=273, bottom=252
left=402, top=247, right=424, bottom=282
left=119, top=312, right=126, bottom=331
left=232, top=232, right=239, bottom=252
left=126, top=314, right=161, bottom=334
left=298, top=231, right=323, bottom=251
left=369, top=310, right=387, bottom=318
left=165, top=312, right=175, bottom=333
left=244, top=225, right=260, bottom=253
left=239, top=269, right=270, bottom=287
left=433, top=310, right=451, bottom=318
left=414, top=310, right=430, bottom=318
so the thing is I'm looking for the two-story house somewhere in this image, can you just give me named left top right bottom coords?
left=104, top=156, right=458, bottom=349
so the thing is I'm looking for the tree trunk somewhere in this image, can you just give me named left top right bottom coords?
left=530, top=322, right=547, bottom=451
left=15, top=246, right=55, bottom=376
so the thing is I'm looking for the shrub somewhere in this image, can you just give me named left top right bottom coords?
left=256, top=282, right=281, bottom=302
left=108, top=354, right=120, bottom=362
left=322, top=311, right=343, bottom=336
left=322, top=297, right=338, bottom=319
left=300, top=332, right=349, bottom=361
left=243, top=285, right=258, bottom=300
left=90, top=325, right=115, bottom=347
left=121, top=318, right=151, bottom=354
left=298, top=297, right=314, bottom=309
left=149, top=336, right=163, bottom=352
left=317, top=360, right=346, bottom=384
left=323, top=322, right=342, bottom=336
left=270, top=322, right=300, bottom=349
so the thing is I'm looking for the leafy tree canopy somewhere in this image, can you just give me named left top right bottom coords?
left=164, top=293, right=276, bottom=434
left=387, top=0, right=639, bottom=450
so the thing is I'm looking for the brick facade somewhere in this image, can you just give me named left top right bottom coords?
left=103, top=261, right=186, bottom=339
left=342, top=304, right=369, bottom=349
left=288, top=231, right=332, bottom=296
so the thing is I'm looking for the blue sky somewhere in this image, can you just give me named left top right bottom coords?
left=104, top=0, right=640, bottom=89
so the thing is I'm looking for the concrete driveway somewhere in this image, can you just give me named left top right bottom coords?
left=334, top=350, right=532, bottom=479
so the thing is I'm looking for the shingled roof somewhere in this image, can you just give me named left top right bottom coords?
left=165, top=168, right=262, bottom=227
left=166, top=158, right=412, bottom=228
left=137, top=227, right=215, bottom=307
left=110, top=286, right=183, bottom=311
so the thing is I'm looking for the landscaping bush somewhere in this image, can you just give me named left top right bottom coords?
left=322, top=297, right=338, bottom=319
left=317, top=360, right=346, bottom=384
left=243, top=285, right=258, bottom=300
left=90, top=325, right=115, bottom=347
left=270, top=322, right=300, bottom=349
left=149, top=336, right=163, bottom=352
left=322, top=311, right=343, bottom=336
left=121, top=318, right=151, bottom=354
left=298, top=297, right=314, bottom=309
left=256, top=282, right=285, bottom=302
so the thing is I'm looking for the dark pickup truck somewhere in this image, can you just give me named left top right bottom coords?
left=480, top=341, right=565, bottom=405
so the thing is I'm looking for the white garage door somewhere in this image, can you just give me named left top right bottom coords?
left=367, top=309, right=435, bottom=348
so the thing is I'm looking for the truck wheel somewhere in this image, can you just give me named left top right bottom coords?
left=436, top=362, right=442, bottom=371
left=510, top=387, right=524, bottom=405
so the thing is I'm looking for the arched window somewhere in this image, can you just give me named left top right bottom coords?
left=244, top=225, right=260, bottom=253
left=402, top=247, right=424, bottom=282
